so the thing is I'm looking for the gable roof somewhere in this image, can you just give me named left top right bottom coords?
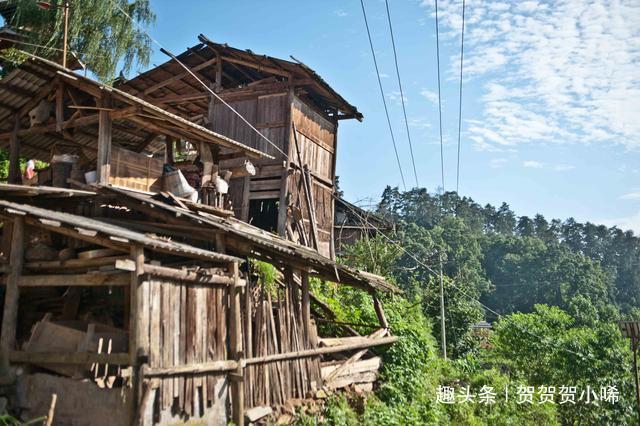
left=118, top=35, right=362, bottom=122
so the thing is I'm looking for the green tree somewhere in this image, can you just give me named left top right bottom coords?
left=4, top=0, right=155, bottom=81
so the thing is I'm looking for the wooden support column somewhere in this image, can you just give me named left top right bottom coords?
left=301, top=271, right=311, bottom=347
left=165, top=138, right=174, bottom=165
left=228, top=261, right=244, bottom=426
left=0, top=217, right=24, bottom=380
left=8, top=115, right=21, bottom=184
left=97, top=93, right=112, bottom=184
left=372, top=293, right=389, bottom=330
left=55, top=81, right=64, bottom=132
left=130, top=245, right=145, bottom=424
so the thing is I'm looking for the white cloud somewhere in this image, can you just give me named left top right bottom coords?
left=620, top=192, right=640, bottom=201
left=420, top=89, right=438, bottom=105
left=386, top=90, right=408, bottom=106
left=523, top=160, right=544, bottom=168
left=334, top=9, right=348, bottom=17
left=554, top=164, right=576, bottom=172
left=490, top=158, right=508, bottom=168
left=379, top=72, right=389, bottom=79
left=423, top=0, right=640, bottom=151
left=599, top=211, right=640, bottom=235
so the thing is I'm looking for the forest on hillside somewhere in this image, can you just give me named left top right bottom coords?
left=297, top=186, right=639, bottom=425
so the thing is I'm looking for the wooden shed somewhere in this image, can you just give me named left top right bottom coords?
left=119, top=36, right=363, bottom=258
left=0, top=55, right=398, bottom=425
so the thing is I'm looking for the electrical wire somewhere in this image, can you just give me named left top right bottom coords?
left=384, top=0, right=420, bottom=189
left=434, top=0, right=446, bottom=193
left=359, top=0, right=407, bottom=191
left=330, top=190, right=592, bottom=360
left=113, top=2, right=287, bottom=158
left=455, top=0, right=466, bottom=194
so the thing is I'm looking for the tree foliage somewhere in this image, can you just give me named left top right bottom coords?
left=3, top=0, right=155, bottom=82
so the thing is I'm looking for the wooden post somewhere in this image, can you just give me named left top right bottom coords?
left=165, top=138, right=174, bottom=165
left=372, top=294, right=389, bottom=330
left=301, top=271, right=311, bottom=347
left=130, top=246, right=145, bottom=363
left=277, top=89, right=295, bottom=237
left=0, top=217, right=24, bottom=380
left=8, top=115, right=20, bottom=184
left=56, top=82, right=64, bottom=133
left=130, top=245, right=146, bottom=424
left=97, top=94, right=112, bottom=184
left=228, top=261, right=244, bottom=426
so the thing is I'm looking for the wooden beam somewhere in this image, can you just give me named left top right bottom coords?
left=24, top=255, right=127, bottom=272
left=8, top=272, right=129, bottom=287
left=97, top=94, right=112, bottom=184
left=0, top=113, right=101, bottom=140
left=133, top=133, right=158, bottom=153
left=301, top=271, right=311, bottom=346
left=55, top=81, right=64, bottom=132
left=142, top=264, right=244, bottom=287
left=0, top=217, right=23, bottom=378
left=9, top=350, right=130, bottom=365
left=373, top=295, right=389, bottom=329
left=142, top=58, right=218, bottom=96
left=7, top=115, right=20, bottom=184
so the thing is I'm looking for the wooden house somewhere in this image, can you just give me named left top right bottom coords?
left=334, top=198, right=395, bottom=254
left=119, top=35, right=363, bottom=258
left=0, top=55, right=398, bottom=425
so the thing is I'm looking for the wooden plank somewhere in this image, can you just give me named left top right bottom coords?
left=56, top=81, right=64, bottom=132
left=10, top=273, right=129, bottom=287
left=142, top=264, right=244, bottom=286
left=25, top=255, right=127, bottom=272
left=0, top=217, right=23, bottom=376
left=7, top=115, right=20, bottom=184
left=142, top=360, right=237, bottom=376
left=373, top=295, right=389, bottom=329
left=143, top=58, right=217, bottom=96
left=228, top=261, right=244, bottom=426
left=9, top=351, right=130, bottom=365
left=301, top=271, right=311, bottom=347
left=131, top=246, right=145, bottom=367
left=97, top=94, right=112, bottom=184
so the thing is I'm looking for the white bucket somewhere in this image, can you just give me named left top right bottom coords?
left=85, top=170, right=97, bottom=184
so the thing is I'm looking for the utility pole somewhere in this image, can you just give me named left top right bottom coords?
left=439, top=252, right=447, bottom=360
left=619, top=321, right=640, bottom=424
left=36, top=1, right=70, bottom=68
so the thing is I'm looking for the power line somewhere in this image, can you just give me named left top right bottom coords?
left=359, top=0, right=407, bottom=191
left=113, top=2, right=287, bottom=158
left=384, top=0, right=420, bottom=189
left=455, top=0, right=466, bottom=194
left=434, top=0, right=446, bottom=193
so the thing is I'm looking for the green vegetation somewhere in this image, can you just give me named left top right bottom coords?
left=306, top=187, right=638, bottom=425
left=1, top=0, right=155, bottom=82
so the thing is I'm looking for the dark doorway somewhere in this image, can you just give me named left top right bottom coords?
left=248, top=198, right=279, bottom=233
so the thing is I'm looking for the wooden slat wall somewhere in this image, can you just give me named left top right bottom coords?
left=143, top=276, right=228, bottom=418
left=243, top=275, right=321, bottom=409
left=290, top=96, right=335, bottom=181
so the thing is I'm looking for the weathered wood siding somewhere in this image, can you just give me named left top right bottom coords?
left=143, top=276, right=229, bottom=419
left=288, top=96, right=336, bottom=257
left=213, top=93, right=289, bottom=220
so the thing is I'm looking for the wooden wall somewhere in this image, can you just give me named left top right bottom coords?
left=214, top=92, right=289, bottom=220
left=141, top=276, right=229, bottom=419
left=288, top=96, right=337, bottom=258
left=212, top=91, right=337, bottom=258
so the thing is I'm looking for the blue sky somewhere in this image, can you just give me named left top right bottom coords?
left=60, top=1, right=640, bottom=231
